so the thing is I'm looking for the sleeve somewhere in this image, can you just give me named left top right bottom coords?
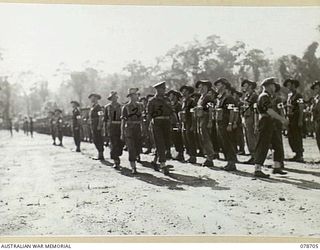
left=147, top=99, right=153, bottom=118
left=121, top=105, right=128, bottom=120
left=224, top=96, right=236, bottom=110
left=104, top=106, right=109, bottom=121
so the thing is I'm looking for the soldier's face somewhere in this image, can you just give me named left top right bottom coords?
left=90, top=97, right=98, bottom=103
left=200, top=84, right=208, bottom=94
left=215, top=82, right=223, bottom=92
left=130, top=93, right=138, bottom=102
left=181, top=89, right=188, bottom=97
left=156, top=86, right=166, bottom=95
left=243, top=83, right=249, bottom=92
left=314, top=85, right=320, bottom=94
left=72, top=103, right=76, bottom=109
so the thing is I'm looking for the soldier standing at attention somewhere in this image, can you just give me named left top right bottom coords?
left=121, top=88, right=143, bottom=174
left=195, top=80, right=215, bottom=167
left=232, top=89, right=246, bottom=156
left=311, top=81, right=320, bottom=159
left=49, top=111, right=56, bottom=145
left=167, top=90, right=184, bottom=162
left=214, top=78, right=237, bottom=171
left=105, top=91, right=123, bottom=169
left=179, top=85, right=197, bottom=164
left=71, top=101, right=82, bottom=152
left=271, top=83, right=287, bottom=174
left=283, top=79, right=305, bottom=162
left=88, top=93, right=105, bottom=161
left=147, top=81, right=173, bottom=175
left=241, top=80, right=258, bottom=164
left=54, top=109, right=63, bottom=146
left=254, top=78, right=289, bottom=178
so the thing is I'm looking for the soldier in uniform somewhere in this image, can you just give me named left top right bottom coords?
left=48, top=111, right=56, bottom=145
left=232, top=89, right=246, bottom=155
left=121, top=88, right=143, bottom=174
left=147, top=81, right=173, bottom=175
left=311, top=80, right=320, bottom=157
left=214, top=78, right=237, bottom=171
left=88, top=93, right=105, bottom=160
left=167, top=90, right=184, bottom=162
left=195, top=80, right=215, bottom=167
left=241, top=79, right=258, bottom=164
left=54, top=109, right=63, bottom=146
left=105, top=91, right=123, bottom=169
left=179, top=85, right=197, bottom=163
left=254, top=78, right=289, bottom=178
left=71, top=101, right=82, bottom=152
left=271, top=83, right=287, bottom=174
left=190, top=92, right=204, bottom=157
left=283, top=79, right=305, bottom=162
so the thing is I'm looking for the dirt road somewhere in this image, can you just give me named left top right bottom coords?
left=0, top=130, right=319, bottom=236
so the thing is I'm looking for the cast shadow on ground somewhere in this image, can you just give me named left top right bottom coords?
left=116, top=160, right=230, bottom=191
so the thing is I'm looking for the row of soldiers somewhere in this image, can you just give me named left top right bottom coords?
left=48, top=78, right=320, bottom=177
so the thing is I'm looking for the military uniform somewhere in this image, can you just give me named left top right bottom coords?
left=105, top=95, right=123, bottom=167
left=168, top=91, right=184, bottom=161
left=271, top=89, right=286, bottom=168
left=180, top=86, right=197, bottom=163
left=88, top=95, right=104, bottom=160
left=242, top=90, right=258, bottom=158
left=254, top=79, right=288, bottom=177
left=121, top=95, right=143, bottom=173
left=215, top=91, right=237, bottom=169
left=195, top=80, right=215, bottom=167
left=71, top=101, right=82, bottom=152
left=147, top=82, right=173, bottom=173
left=284, top=79, right=304, bottom=161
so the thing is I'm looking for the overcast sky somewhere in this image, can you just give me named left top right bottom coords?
left=0, top=3, right=319, bottom=91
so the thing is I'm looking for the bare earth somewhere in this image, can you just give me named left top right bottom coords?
left=0, top=130, right=319, bottom=237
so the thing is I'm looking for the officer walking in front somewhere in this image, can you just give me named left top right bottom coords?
left=241, top=79, right=258, bottom=164
left=54, top=109, right=64, bottom=146
left=121, top=88, right=144, bottom=174
left=71, top=100, right=82, bottom=152
left=311, top=80, right=320, bottom=159
left=88, top=93, right=105, bottom=161
left=283, top=79, right=305, bottom=162
left=147, top=81, right=173, bottom=175
left=214, top=78, right=237, bottom=171
left=105, top=91, right=124, bottom=169
left=254, top=78, right=289, bottom=178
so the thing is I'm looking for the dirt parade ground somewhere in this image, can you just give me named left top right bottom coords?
left=0, top=130, right=319, bottom=237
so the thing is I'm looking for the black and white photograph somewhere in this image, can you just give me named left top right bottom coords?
left=0, top=2, right=319, bottom=239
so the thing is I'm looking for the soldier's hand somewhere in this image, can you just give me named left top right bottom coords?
left=298, top=120, right=303, bottom=128
left=232, top=123, right=237, bottom=129
left=120, top=135, right=124, bottom=141
left=207, top=122, right=213, bottom=129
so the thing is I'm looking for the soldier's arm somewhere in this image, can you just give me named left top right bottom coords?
left=97, top=106, right=104, bottom=130
left=297, top=97, right=304, bottom=127
left=120, top=106, right=127, bottom=140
